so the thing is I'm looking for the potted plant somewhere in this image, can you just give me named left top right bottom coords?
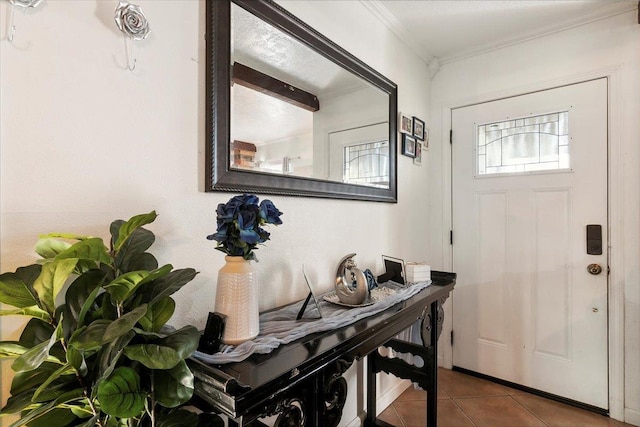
left=206, top=194, right=282, bottom=344
left=0, top=211, right=217, bottom=427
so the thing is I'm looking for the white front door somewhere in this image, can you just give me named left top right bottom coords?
left=451, top=78, right=608, bottom=409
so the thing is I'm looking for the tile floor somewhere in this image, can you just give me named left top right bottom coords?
left=378, top=368, right=636, bottom=427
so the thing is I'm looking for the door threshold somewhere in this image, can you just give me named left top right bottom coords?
left=451, top=366, right=608, bottom=417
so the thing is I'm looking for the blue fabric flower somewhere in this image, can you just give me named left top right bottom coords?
left=208, top=194, right=283, bottom=260
left=259, top=199, right=283, bottom=225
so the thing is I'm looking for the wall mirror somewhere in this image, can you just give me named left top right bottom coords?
left=205, top=0, right=398, bottom=202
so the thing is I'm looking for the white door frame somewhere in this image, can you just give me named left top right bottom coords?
left=438, top=67, right=625, bottom=420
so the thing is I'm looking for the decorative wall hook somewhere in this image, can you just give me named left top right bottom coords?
left=114, top=1, right=150, bottom=71
left=7, top=0, right=44, bottom=43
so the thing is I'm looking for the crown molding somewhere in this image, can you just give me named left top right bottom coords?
left=362, top=0, right=637, bottom=68
left=438, top=1, right=638, bottom=64
left=360, top=0, right=436, bottom=67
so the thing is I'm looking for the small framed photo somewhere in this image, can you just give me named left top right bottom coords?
left=402, top=134, right=417, bottom=157
left=382, top=255, right=406, bottom=285
left=413, top=142, right=422, bottom=165
left=412, top=117, right=426, bottom=141
left=399, top=112, right=413, bottom=134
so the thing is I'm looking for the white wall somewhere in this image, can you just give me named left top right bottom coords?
left=429, top=11, right=640, bottom=425
left=0, top=1, right=431, bottom=425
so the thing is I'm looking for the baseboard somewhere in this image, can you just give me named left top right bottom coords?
left=375, top=378, right=411, bottom=415
left=625, top=408, right=640, bottom=426
left=345, top=378, right=411, bottom=427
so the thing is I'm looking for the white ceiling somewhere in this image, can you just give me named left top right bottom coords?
left=366, top=0, right=637, bottom=66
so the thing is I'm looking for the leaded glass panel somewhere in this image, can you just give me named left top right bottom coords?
left=476, top=111, right=569, bottom=176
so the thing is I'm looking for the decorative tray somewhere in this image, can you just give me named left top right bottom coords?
left=323, top=284, right=402, bottom=308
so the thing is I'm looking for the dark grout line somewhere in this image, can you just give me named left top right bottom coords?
left=449, top=396, right=479, bottom=427
left=505, top=394, right=550, bottom=427
left=389, top=403, right=406, bottom=427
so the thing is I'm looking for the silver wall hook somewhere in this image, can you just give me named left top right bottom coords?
left=7, top=4, right=17, bottom=43
left=124, top=36, right=136, bottom=71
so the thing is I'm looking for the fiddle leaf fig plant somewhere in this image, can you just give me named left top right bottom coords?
left=0, top=212, right=213, bottom=427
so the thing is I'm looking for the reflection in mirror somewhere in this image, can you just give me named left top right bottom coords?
left=206, top=0, right=398, bottom=202
left=230, top=3, right=390, bottom=188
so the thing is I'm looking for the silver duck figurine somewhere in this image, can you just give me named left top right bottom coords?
left=335, top=253, right=368, bottom=305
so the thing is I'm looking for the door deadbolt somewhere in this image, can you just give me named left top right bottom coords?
left=587, top=264, right=603, bottom=275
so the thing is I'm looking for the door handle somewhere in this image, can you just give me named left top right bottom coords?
left=587, top=264, right=603, bottom=275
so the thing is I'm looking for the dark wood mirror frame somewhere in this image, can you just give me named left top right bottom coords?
left=205, top=0, right=398, bottom=202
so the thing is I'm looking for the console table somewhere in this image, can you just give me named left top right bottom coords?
left=188, top=271, right=455, bottom=427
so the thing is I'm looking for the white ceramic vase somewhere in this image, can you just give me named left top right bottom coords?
left=214, top=256, right=259, bottom=345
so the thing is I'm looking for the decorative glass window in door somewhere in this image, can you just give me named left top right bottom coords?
left=344, top=140, right=389, bottom=188
left=476, top=111, right=569, bottom=176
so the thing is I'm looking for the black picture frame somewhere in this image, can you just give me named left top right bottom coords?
left=402, top=134, right=417, bottom=158
left=381, top=255, right=406, bottom=285
left=413, top=142, right=422, bottom=165
left=412, top=117, right=425, bottom=141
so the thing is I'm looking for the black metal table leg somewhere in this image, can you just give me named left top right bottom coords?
left=426, top=301, right=438, bottom=427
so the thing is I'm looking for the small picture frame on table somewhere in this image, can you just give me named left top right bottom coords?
left=381, top=255, right=406, bottom=285
left=399, top=112, right=413, bottom=134
left=402, top=134, right=417, bottom=157
left=412, top=117, right=426, bottom=141
left=413, top=142, right=422, bottom=165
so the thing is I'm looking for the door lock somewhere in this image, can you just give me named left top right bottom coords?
left=587, top=264, right=603, bottom=275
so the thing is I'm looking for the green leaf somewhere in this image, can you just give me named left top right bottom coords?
left=69, top=319, right=111, bottom=351
left=104, top=270, right=150, bottom=303
left=12, top=321, right=63, bottom=372
left=0, top=305, right=51, bottom=321
left=23, top=408, right=78, bottom=427
left=137, top=264, right=173, bottom=287
left=39, top=232, right=90, bottom=241
left=103, top=304, right=148, bottom=343
left=33, top=258, right=79, bottom=315
left=138, top=268, right=198, bottom=305
left=113, top=211, right=158, bottom=253
left=156, top=409, right=200, bottom=427
left=56, top=237, right=111, bottom=265
left=7, top=388, right=84, bottom=427
left=31, top=381, right=80, bottom=403
left=139, top=297, right=175, bottom=333
left=96, top=367, right=146, bottom=418
left=34, top=238, right=71, bottom=260
left=158, top=326, right=200, bottom=361
left=99, top=331, right=135, bottom=379
left=15, top=264, right=43, bottom=290
left=0, top=272, right=39, bottom=308
left=123, top=326, right=199, bottom=369
left=77, top=283, right=104, bottom=327
left=123, top=343, right=181, bottom=370
left=121, top=252, right=158, bottom=273
left=10, top=362, right=58, bottom=395
left=62, top=269, right=107, bottom=340
left=0, top=341, right=29, bottom=359
left=1, top=389, right=39, bottom=415
left=154, top=360, right=194, bottom=408
left=111, top=219, right=157, bottom=272
left=33, top=363, right=76, bottom=400
left=66, top=346, right=87, bottom=376
left=19, top=318, right=55, bottom=347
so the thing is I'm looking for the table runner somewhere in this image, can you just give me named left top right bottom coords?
left=192, top=280, right=431, bottom=364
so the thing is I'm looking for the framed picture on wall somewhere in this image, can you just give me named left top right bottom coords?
left=402, top=134, right=417, bottom=157
left=399, top=112, right=413, bottom=134
left=412, top=117, right=426, bottom=140
left=414, top=142, right=422, bottom=165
